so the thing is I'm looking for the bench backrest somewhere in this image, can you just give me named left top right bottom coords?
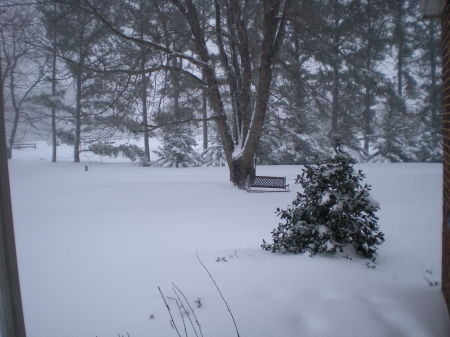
left=250, top=176, right=286, bottom=188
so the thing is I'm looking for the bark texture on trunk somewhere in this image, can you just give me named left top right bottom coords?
left=229, top=157, right=255, bottom=189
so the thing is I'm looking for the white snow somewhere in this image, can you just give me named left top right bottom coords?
left=8, top=143, right=450, bottom=337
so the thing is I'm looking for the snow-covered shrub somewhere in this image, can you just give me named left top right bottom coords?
left=262, top=147, right=384, bottom=259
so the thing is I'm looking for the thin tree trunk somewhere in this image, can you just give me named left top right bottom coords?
left=331, top=2, right=340, bottom=144
left=74, top=25, right=85, bottom=163
left=396, top=1, right=404, bottom=97
left=51, top=33, right=57, bottom=163
left=172, top=57, right=181, bottom=119
left=331, top=64, right=339, bottom=140
left=141, top=65, right=150, bottom=161
left=202, top=82, right=208, bottom=150
left=364, top=1, right=373, bottom=153
left=74, top=70, right=82, bottom=163
left=140, top=1, right=150, bottom=162
left=140, top=51, right=149, bottom=161
left=429, top=21, right=439, bottom=129
left=363, top=86, right=371, bottom=153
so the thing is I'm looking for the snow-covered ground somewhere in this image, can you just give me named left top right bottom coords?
left=8, top=142, right=450, bottom=337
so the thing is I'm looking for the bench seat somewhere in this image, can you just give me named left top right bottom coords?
left=247, top=175, right=289, bottom=192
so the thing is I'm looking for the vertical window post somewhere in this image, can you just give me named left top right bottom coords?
left=0, top=49, right=27, bottom=337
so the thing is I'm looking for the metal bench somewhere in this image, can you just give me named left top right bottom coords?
left=247, top=175, right=289, bottom=192
left=12, top=143, right=36, bottom=150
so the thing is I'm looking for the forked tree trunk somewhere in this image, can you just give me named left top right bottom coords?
left=173, top=0, right=287, bottom=189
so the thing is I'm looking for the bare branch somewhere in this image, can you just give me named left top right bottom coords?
left=196, top=251, right=241, bottom=337
left=172, top=283, right=204, bottom=337
left=158, top=286, right=182, bottom=337
left=170, top=290, right=188, bottom=337
left=0, top=1, right=54, bottom=7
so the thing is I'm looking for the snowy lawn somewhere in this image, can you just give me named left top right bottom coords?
left=8, top=144, right=450, bottom=337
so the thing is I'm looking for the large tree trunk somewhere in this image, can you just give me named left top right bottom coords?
left=175, top=0, right=286, bottom=189
left=230, top=0, right=286, bottom=188
left=230, top=157, right=255, bottom=189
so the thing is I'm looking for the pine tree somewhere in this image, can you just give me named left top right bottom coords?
left=153, top=127, right=200, bottom=168
left=262, top=147, right=384, bottom=259
left=414, top=19, right=442, bottom=162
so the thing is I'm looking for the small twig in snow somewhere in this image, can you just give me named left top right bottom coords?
left=171, top=296, right=188, bottom=337
left=172, top=287, right=197, bottom=337
left=196, top=251, right=241, bottom=337
left=158, top=286, right=182, bottom=337
left=172, top=283, right=203, bottom=337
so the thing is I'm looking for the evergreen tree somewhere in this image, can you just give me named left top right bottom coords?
left=414, top=19, right=442, bottom=162
left=153, top=125, right=199, bottom=168
left=371, top=99, right=418, bottom=162
left=47, top=0, right=134, bottom=162
left=262, top=147, right=384, bottom=259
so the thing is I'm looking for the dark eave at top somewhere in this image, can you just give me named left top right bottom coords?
left=422, top=0, right=446, bottom=18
